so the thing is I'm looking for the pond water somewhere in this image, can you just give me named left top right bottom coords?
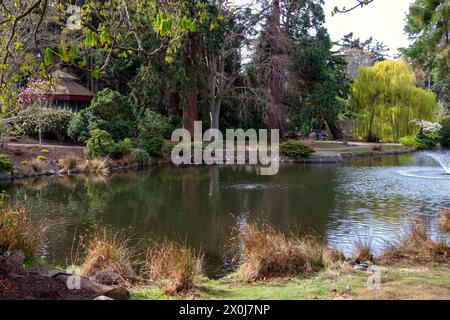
left=2, top=152, right=450, bottom=276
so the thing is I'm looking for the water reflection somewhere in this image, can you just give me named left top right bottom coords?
left=1, top=154, right=450, bottom=276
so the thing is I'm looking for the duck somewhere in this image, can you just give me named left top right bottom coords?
left=353, top=260, right=370, bottom=271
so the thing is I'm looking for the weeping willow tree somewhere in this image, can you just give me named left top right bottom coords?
left=351, top=60, right=437, bottom=142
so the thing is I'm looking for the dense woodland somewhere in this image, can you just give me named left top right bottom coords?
left=0, top=0, right=449, bottom=143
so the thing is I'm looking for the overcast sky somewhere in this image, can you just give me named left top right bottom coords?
left=323, top=0, right=414, bottom=56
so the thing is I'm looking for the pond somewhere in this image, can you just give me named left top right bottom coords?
left=2, top=152, right=450, bottom=277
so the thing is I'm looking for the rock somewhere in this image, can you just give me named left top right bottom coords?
left=104, top=287, right=131, bottom=300
left=28, top=266, right=63, bottom=278
left=94, top=295, right=114, bottom=300
left=52, top=273, right=130, bottom=300
left=5, top=250, right=26, bottom=268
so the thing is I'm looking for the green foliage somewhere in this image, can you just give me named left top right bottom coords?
left=402, top=0, right=450, bottom=111
left=135, top=110, right=169, bottom=157
left=86, top=129, right=115, bottom=157
left=440, top=117, right=450, bottom=147
left=135, top=148, right=151, bottom=167
left=403, top=0, right=450, bottom=83
left=67, top=111, right=102, bottom=143
left=400, top=132, right=440, bottom=150
left=0, top=121, right=12, bottom=146
left=138, top=129, right=164, bottom=158
left=0, top=155, right=13, bottom=173
left=280, top=140, right=315, bottom=158
left=351, top=60, right=437, bottom=142
left=399, top=135, right=417, bottom=147
left=69, top=89, right=135, bottom=142
left=88, top=89, right=136, bottom=140
left=291, top=28, right=341, bottom=134
left=142, top=110, right=172, bottom=139
left=13, top=107, right=72, bottom=141
left=87, top=129, right=133, bottom=160
left=110, top=138, right=133, bottom=160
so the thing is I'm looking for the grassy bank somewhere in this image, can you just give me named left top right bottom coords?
left=2, top=205, right=449, bottom=300
left=132, top=263, right=450, bottom=300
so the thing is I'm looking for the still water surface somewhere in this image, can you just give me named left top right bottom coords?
left=2, top=153, right=450, bottom=276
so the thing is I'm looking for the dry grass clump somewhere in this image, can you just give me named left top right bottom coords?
left=322, top=248, right=346, bottom=268
left=142, top=239, right=204, bottom=295
left=352, top=235, right=375, bottom=262
left=30, top=158, right=45, bottom=173
left=80, top=158, right=110, bottom=175
left=439, top=209, right=450, bottom=233
left=380, top=220, right=450, bottom=264
left=232, top=223, right=326, bottom=282
left=58, top=155, right=79, bottom=171
left=80, top=229, right=136, bottom=287
left=0, top=206, right=40, bottom=259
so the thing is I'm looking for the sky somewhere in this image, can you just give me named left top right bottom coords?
left=323, top=0, right=414, bottom=56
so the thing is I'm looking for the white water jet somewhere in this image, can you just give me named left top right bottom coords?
left=423, top=151, right=450, bottom=174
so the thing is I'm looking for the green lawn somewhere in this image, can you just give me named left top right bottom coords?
left=132, top=263, right=450, bottom=300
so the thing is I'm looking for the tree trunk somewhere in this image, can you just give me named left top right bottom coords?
left=167, top=86, right=177, bottom=117
left=208, top=55, right=218, bottom=129
left=183, top=33, right=199, bottom=135
left=211, top=98, right=222, bottom=129
left=268, top=0, right=285, bottom=137
left=208, top=44, right=226, bottom=130
left=327, top=121, right=343, bottom=140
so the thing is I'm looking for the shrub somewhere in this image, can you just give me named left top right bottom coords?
left=143, top=239, right=203, bottom=294
left=86, top=129, right=114, bottom=157
left=280, top=140, right=315, bottom=158
left=80, top=229, right=136, bottom=286
left=0, top=206, right=40, bottom=260
left=400, top=135, right=417, bottom=147
left=142, top=110, right=172, bottom=139
left=0, top=155, right=13, bottom=173
left=12, top=107, right=72, bottom=141
left=0, top=121, right=12, bottom=147
left=135, top=110, right=172, bottom=158
left=67, top=111, right=103, bottom=142
left=232, top=222, right=324, bottom=282
left=110, top=138, right=132, bottom=160
left=416, top=131, right=440, bottom=149
left=440, top=117, right=450, bottom=147
left=135, top=149, right=150, bottom=167
left=400, top=132, right=439, bottom=150
left=69, top=89, right=135, bottom=142
left=138, top=129, right=164, bottom=157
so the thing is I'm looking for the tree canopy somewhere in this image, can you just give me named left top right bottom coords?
left=351, top=60, right=437, bottom=142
